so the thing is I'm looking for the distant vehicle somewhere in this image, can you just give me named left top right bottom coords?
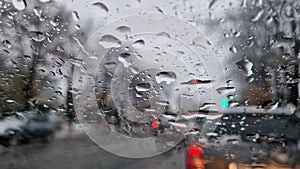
left=0, top=112, right=62, bottom=147
left=186, top=142, right=205, bottom=169
left=185, top=110, right=300, bottom=169
left=209, top=112, right=299, bottom=145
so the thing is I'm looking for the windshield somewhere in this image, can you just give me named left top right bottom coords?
left=0, top=0, right=299, bottom=169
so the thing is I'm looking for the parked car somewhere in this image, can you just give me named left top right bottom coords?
left=0, top=111, right=62, bottom=147
left=185, top=110, right=300, bottom=169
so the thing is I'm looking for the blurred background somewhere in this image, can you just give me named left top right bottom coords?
left=0, top=0, right=299, bottom=169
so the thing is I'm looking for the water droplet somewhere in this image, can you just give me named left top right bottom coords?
left=181, top=79, right=212, bottom=85
left=104, top=62, right=117, bottom=69
left=251, top=9, right=264, bottom=22
left=265, top=16, right=273, bottom=24
left=56, top=46, right=64, bottom=53
left=24, top=55, right=31, bottom=59
left=198, top=103, right=216, bottom=111
left=120, top=52, right=131, bottom=58
left=70, top=58, right=83, bottom=67
left=6, top=99, right=16, bottom=103
left=12, top=0, right=26, bottom=10
left=2, top=40, right=12, bottom=48
left=50, top=18, right=59, bottom=27
left=99, top=35, right=120, bottom=48
left=192, top=36, right=207, bottom=49
left=135, top=83, right=151, bottom=92
left=75, top=24, right=81, bottom=30
left=229, top=102, right=239, bottom=107
left=247, top=76, right=254, bottom=83
left=236, top=58, right=253, bottom=77
left=88, top=55, right=98, bottom=60
left=115, top=26, right=131, bottom=33
left=262, top=99, right=278, bottom=111
left=72, top=11, right=80, bottom=21
left=155, top=72, right=176, bottom=84
left=156, top=32, right=171, bottom=38
left=226, top=80, right=233, bottom=85
left=54, top=91, right=63, bottom=96
left=208, top=0, right=218, bottom=10
left=132, top=39, right=145, bottom=49
left=130, top=66, right=139, bottom=74
left=169, top=122, right=187, bottom=129
left=216, top=87, right=236, bottom=95
left=155, top=6, right=164, bottom=13
left=233, top=31, right=241, bottom=37
left=92, top=2, right=109, bottom=16
left=229, top=46, right=237, bottom=53
left=118, top=55, right=131, bottom=68
left=206, top=132, right=218, bottom=137
left=29, top=31, right=45, bottom=42
left=33, top=6, right=42, bottom=17
left=155, top=101, right=169, bottom=106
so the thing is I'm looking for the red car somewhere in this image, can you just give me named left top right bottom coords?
left=186, top=143, right=206, bottom=169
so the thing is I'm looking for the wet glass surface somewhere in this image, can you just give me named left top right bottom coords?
left=0, top=0, right=299, bottom=168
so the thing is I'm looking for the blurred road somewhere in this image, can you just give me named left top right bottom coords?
left=1, top=122, right=299, bottom=169
left=0, top=124, right=186, bottom=169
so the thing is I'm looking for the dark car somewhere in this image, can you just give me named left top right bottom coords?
left=185, top=109, right=300, bottom=169
left=211, top=110, right=299, bottom=145
left=0, top=112, right=62, bottom=147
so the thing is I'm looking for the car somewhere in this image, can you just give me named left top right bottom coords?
left=0, top=111, right=62, bottom=147
left=185, top=109, right=300, bottom=169
left=186, top=142, right=205, bottom=169
left=211, top=111, right=299, bottom=145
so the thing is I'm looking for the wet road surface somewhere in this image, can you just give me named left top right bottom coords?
left=0, top=124, right=186, bottom=169
left=1, top=124, right=299, bottom=169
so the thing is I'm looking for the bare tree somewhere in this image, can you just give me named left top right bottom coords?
left=0, top=0, right=86, bottom=119
left=204, top=0, right=299, bottom=107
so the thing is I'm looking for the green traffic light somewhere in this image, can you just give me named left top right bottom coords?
left=221, top=98, right=229, bottom=108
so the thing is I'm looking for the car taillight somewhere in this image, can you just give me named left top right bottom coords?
left=187, top=143, right=205, bottom=169
left=189, top=146, right=203, bottom=156
left=151, top=120, right=160, bottom=129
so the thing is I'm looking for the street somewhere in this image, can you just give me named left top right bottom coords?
left=0, top=124, right=186, bottom=169
left=0, top=122, right=299, bottom=169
